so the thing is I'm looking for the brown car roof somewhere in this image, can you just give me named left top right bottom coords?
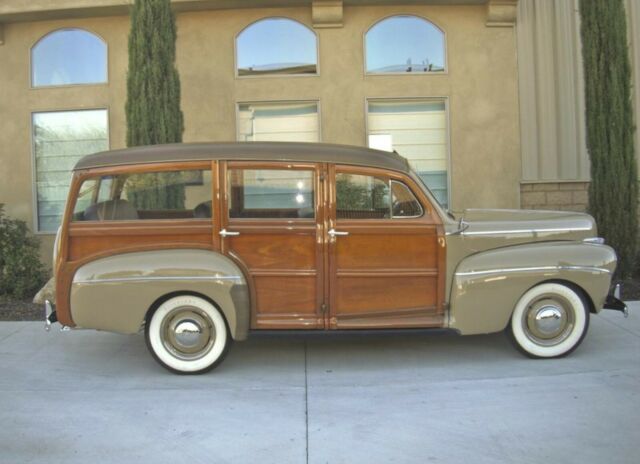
left=73, top=142, right=411, bottom=173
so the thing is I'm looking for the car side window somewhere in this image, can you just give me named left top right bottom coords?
left=336, top=173, right=390, bottom=219
left=390, top=180, right=423, bottom=218
left=227, top=168, right=315, bottom=219
left=72, top=169, right=213, bottom=221
left=336, top=173, right=423, bottom=219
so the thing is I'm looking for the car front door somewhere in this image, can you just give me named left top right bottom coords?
left=219, top=161, right=326, bottom=329
left=327, top=164, right=446, bottom=329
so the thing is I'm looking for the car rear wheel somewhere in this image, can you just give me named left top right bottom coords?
left=507, top=283, right=589, bottom=359
left=145, top=295, right=230, bottom=374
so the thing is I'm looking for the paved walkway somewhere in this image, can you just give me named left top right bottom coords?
left=0, top=305, right=638, bottom=464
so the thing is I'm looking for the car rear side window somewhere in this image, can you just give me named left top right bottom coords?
left=227, top=169, right=315, bottom=219
left=72, top=169, right=213, bottom=221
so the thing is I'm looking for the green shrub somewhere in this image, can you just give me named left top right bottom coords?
left=0, top=204, right=48, bottom=299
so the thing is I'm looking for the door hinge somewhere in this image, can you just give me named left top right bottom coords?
left=321, top=303, right=327, bottom=313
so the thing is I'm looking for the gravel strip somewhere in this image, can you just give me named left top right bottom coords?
left=0, top=300, right=43, bottom=321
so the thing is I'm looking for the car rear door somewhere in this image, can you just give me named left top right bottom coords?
left=219, top=161, right=326, bottom=329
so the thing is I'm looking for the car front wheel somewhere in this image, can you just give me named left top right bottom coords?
left=507, top=282, right=589, bottom=359
left=145, top=295, right=230, bottom=374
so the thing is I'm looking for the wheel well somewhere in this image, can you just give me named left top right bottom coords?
left=538, top=279, right=596, bottom=314
left=144, top=291, right=230, bottom=328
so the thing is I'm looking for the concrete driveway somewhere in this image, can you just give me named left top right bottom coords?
left=0, top=305, right=638, bottom=464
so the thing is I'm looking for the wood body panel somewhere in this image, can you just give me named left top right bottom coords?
left=67, top=222, right=213, bottom=261
left=335, top=230, right=438, bottom=269
left=226, top=232, right=316, bottom=270
left=334, top=274, right=438, bottom=314
left=253, top=275, right=317, bottom=313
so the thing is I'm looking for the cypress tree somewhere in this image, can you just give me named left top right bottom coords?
left=580, top=0, right=637, bottom=278
left=125, top=0, right=184, bottom=209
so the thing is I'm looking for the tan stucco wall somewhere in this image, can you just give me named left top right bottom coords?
left=0, top=4, right=521, bottom=265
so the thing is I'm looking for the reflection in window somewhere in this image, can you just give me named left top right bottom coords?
left=236, top=18, right=318, bottom=76
left=336, top=174, right=390, bottom=219
left=390, top=181, right=423, bottom=218
left=228, top=169, right=315, bottom=219
left=32, top=29, right=107, bottom=87
left=367, top=99, right=449, bottom=207
left=366, top=15, right=445, bottom=73
left=237, top=102, right=319, bottom=142
left=33, top=109, right=109, bottom=232
left=72, top=170, right=213, bottom=221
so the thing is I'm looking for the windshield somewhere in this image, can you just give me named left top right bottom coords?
left=410, top=170, right=455, bottom=220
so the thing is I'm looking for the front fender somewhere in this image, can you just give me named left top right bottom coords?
left=70, top=249, right=251, bottom=340
left=449, top=242, right=616, bottom=335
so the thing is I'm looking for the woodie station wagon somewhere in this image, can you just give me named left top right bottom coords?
left=43, top=142, right=628, bottom=373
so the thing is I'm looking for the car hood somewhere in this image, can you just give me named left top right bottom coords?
left=451, top=208, right=597, bottom=245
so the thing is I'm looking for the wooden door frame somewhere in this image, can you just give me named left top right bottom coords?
left=218, top=160, right=327, bottom=329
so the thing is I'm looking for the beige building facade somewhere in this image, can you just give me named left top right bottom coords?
left=0, top=0, right=637, bottom=265
left=517, top=0, right=640, bottom=211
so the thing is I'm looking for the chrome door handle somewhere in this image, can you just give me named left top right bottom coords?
left=220, top=229, right=240, bottom=237
left=328, top=228, right=349, bottom=237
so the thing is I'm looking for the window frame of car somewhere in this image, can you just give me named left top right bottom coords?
left=67, top=161, right=216, bottom=226
left=331, top=164, right=436, bottom=224
left=223, top=161, right=320, bottom=222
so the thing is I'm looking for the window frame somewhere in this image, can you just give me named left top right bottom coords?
left=66, top=162, right=215, bottom=230
left=364, top=96, right=452, bottom=210
left=225, top=162, right=319, bottom=222
left=390, top=180, right=424, bottom=219
left=334, top=172, right=425, bottom=221
left=234, top=16, right=320, bottom=79
left=30, top=107, right=111, bottom=234
left=333, top=165, right=436, bottom=224
left=71, top=169, right=215, bottom=223
left=363, top=14, right=448, bottom=76
left=30, top=27, right=109, bottom=89
left=235, top=99, right=322, bottom=143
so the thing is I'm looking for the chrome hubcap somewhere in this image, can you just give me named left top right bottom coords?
left=174, top=320, right=205, bottom=349
left=532, top=305, right=565, bottom=338
left=161, top=307, right=216, bottom=360
left=523, top=297, right=575, bottom=346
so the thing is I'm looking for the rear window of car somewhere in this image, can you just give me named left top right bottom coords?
left=72, top=169, right=213, bottom=221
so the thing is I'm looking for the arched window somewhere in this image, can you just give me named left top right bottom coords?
left=236, top=18, right=318, bottom=76
left=365, top=15, right=445, bottom=74
left=32, top=29, right=107, bottom=87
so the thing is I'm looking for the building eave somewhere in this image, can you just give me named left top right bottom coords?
left=0, top=0, right=490, bottom=23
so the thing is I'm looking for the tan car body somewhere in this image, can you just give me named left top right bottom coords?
left=50, top=142, right=617, bottom=340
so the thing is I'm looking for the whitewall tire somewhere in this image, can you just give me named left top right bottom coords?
left=507, top=283, right=589, bottom=359
left=145, top=295, right=230, bottom=374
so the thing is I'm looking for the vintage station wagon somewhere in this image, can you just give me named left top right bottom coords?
left=44, top=142, right=628, bottom=373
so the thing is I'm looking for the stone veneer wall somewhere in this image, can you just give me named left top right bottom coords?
left=520, top=182, right=590, bottom=212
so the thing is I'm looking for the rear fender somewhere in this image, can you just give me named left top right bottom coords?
left=70, top=249, right=251, bottom=340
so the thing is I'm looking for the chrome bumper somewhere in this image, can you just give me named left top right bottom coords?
left=44, top=300, right=58, bottom=331
left=603, top=284, right=628, bottom=318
